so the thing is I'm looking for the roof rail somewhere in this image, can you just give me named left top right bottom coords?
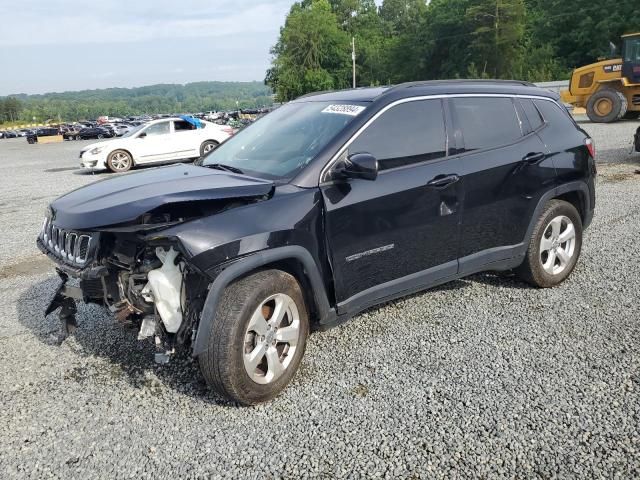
left=385, top=79, right=536, bottom=94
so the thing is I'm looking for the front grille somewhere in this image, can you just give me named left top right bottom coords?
left=40, top=217, right=94, bottom=266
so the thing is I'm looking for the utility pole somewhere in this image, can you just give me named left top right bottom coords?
left=352, top=37, right=356, bottom=89
left=494, top=0, right=500, bottom=78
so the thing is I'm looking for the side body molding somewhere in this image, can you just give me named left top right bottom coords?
left=192, top=246, right=334, bottom=357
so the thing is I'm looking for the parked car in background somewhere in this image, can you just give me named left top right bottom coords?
left=77, top=126, right=114, bottom=140
left=3, top=130, right=19, bottom=138
left=26, top=127, right=60, bottom=144
left=113, top=124, right=132, bottom=136
left=63, top=126, right=84, bottom=141
left=79, top=117, right=232, bottom=172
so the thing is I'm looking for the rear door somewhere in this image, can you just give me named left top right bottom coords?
left=321, top=99, right=462, bottom=311
left=171, top=120, right=200, bottom=159
left=451, top=96, right=556, bottom=273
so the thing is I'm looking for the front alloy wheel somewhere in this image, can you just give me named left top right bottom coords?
left=107, top=150, right=133, bottom=172
left=199, top=270, right=309, bottom=405
left=243, top=293, right=301, bottom=384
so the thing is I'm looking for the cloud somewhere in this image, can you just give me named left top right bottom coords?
left=0, top=0, right=292, bottom=46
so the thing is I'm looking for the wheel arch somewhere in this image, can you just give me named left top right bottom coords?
left=595, top=79, right=625, bottom=92
left=192, top=246, right=333, bottom=357
left=524, top=182, right=592, bottom=250
left=554, top=190, right=586, bottom=224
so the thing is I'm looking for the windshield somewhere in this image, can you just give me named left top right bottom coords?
left=202, top=101, right=367, bottom=179
left=122, top=124, right=146, bottom=138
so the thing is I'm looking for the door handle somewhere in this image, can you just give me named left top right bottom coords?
left=427, top=174, right=460, bottom=187
left=522, top=152, right=546, bottom=164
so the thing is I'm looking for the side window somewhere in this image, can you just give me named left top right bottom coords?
left=349, top=99, right=446, bottom=171
left=144, top=122, right=170, bottom=136
left=519, top=98, right=544, bottom=131
left=452, top=97, right=522, bottom=152
left=174, top=120, right=195, bottom=132
left=534, top=99, right=576, bottom=129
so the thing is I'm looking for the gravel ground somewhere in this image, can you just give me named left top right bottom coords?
left=0, top=123, right=639, bottom=479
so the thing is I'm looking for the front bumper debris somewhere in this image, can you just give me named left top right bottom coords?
left=45, top=270, right=83, bottom=342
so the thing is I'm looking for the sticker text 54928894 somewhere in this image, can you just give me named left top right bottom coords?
left=321, top=104, right=366, bottom=116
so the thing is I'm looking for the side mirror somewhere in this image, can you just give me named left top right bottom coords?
left=138, top=132, right=147, bottom=139
left=341, top=152, right=378, bottom=181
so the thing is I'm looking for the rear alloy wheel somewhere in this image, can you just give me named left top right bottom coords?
left=516, top=200, right=583, bottom=288
left=75, top=135, right=81, bottom=141
left=586, top=88, right=627, bottom=123
left=107, top=150, right=133, bottom=173
left=200, top=140, right=219, bottom=157
left=199, top=270, right=309, bottom=405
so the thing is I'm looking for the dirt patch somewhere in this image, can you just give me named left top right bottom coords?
left=601, top=172, right=638, bottom=183
left=351, top=383, right=369, bottom=398
left=0, top=256, right=52, bottom=280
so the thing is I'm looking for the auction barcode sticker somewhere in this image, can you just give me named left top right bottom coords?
left=321, top=104, right=366, bottom=116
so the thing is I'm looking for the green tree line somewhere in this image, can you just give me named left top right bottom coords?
left=266, top=0, right=640, bottom=101
left=0, top=81, right=273, bottom=125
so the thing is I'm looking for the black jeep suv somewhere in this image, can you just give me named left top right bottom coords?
left=38, top=80, right=596, bottom=405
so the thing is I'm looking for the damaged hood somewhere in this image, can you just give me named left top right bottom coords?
left=50, top=164, right=274, bottom=229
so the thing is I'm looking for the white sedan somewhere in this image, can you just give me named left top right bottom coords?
left=79, top=118, right=233, bottom=172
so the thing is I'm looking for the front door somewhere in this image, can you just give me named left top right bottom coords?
left=321, top=99, right=462, bottom=312
left=134, top=121, right=174, bottom=163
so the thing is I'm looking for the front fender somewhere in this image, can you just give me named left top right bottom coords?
left=191, top=246, right=334, bottom=357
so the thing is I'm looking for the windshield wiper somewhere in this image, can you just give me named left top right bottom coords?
left=205, top=163, right=244, bottom=174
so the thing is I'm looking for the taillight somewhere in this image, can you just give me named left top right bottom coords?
left=585, top=138, right=596, bottom=158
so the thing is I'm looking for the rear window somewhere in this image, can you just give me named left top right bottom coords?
left=174, top=120, right=196, bottom=132
left=533, top=99, right=576, bottom=129
left=452, top=97, right=522, bottom=152
left=519, top=99, right=545, bottom=131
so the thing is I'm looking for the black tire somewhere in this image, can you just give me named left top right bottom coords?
left=586, top=88, right=627, bottom=123
left=200, top=140, right=219, bottom=158
left=199, top=270, right=310, bottom=405
left=106, top=149, right=133, bottom=173
left=75, top=135, right=81, bottom=141
left=27, top=137, right=35, bottom=144
left=516, top=200, right=583, bottom=288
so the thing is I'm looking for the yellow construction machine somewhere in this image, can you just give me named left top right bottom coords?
left=561, top=33, right=640, bottom=122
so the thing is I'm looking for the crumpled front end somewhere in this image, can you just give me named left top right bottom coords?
left=37, top=165, right=276, bottom=361
left=37, top=216, right=211, bottom=362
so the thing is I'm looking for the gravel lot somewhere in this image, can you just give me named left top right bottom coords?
left=1, top=120, right=639, bottom=479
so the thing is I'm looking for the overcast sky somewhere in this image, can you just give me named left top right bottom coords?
left=0, top=0, right=309, bottom=95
